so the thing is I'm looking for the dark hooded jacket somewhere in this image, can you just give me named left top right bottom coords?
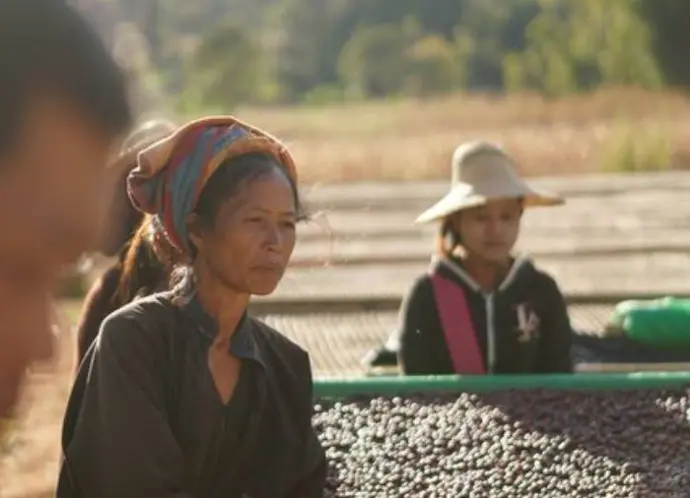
left=57, top=292, right=326, bottom=498
left=399, top=256, right=573, bottom=375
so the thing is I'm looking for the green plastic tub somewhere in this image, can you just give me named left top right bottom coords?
left=313, top=372, right=690, bottom=398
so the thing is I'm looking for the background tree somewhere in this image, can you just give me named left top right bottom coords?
left=71, top=0, right=690, bottom=110
left=179, top=20, right=260, bottom=111
left=405, top=34, right=464, bottom=96
left=637, top=0, right=690, bottom=88
left=504, top=0, right=661, bottom=96
left=338, top=18, right=420, bottom=98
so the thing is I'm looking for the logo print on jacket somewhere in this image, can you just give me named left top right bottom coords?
left=515, top=303, right=540, bottom=343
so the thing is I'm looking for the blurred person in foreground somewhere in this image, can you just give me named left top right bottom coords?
left=0, top=0, right=131, bottom=421
left=57, top=117, right=326, bottom=497
left=391, top=142, right=573, bottom=375
left=74, top=119, right=177, bottom=367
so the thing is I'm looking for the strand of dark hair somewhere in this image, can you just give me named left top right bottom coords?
left=116, top=216, right=169, bottom=307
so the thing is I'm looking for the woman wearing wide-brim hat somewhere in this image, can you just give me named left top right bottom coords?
left=394, top=141, right=573, bottom=375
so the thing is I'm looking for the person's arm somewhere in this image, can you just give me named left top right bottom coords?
left=286, top=354, right=327, bottom=498
left=537, top=276, right=573, bottom=373
left=74, top=266, right=121, bottom=367
left=61, top=309, right=194, bottom=498
left=398, top=276, right=447, bottom=375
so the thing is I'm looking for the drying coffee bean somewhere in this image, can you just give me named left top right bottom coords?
left=314, top=389, right=690, bottom=497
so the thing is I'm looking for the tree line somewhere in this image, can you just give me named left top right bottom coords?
left=84, top=0, right=690, bottom=111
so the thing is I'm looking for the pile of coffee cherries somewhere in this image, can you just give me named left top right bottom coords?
left=314, top=389, right=690, bottom=497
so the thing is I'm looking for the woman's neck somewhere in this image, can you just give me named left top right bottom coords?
left=457, top=252, right=511, bottom=292
left=194, top=268, right=250, bottom=350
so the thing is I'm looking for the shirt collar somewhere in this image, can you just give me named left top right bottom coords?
left=430, top=253, right=531, bottom=294
left=181, top=293, right=265, bottom=367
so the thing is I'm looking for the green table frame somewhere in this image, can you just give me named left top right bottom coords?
left=313, top=372, right=690, bottom=398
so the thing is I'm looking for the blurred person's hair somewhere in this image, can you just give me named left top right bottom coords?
left=0, top=0, right=132, bottom=155
left=116, top=216, right=169, bottom=306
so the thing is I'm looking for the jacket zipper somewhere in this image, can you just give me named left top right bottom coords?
left=485, top=293, right=496, bottom=373
left=435, top=256, right=529, bottom=374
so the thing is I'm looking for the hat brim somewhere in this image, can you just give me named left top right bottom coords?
left=415, top=184, right=564, bottom=224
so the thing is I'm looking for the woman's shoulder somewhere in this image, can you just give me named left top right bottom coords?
left=81, top=264, right=122, bottom=308
left=404, top=269, right=434, bottom=292
left=403, top=272, right=436, bottom=303
left=248, top=317, right=309, bottom=364
left=98, top=292, right=177, bottom=349
left=523, top=262, right=562, bottom=291
left=518, top=261, right=566, bottom=304
left=103, top=291, right=175, bottom=322
left=92, top=263, right=123, bottom=293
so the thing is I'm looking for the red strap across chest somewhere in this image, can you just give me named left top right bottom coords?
left=429, top=271, right=486, bottom=375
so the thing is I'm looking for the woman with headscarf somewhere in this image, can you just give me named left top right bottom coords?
left=397, top=141, right=573, bottom=375
left=74, top=119, right=177, bottom=366
left=57, top=117, right=326, bottom=498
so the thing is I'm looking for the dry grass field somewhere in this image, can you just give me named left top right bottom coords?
left=227, top=88, right=690, bottom=183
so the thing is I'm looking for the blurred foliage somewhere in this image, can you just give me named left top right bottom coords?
left=177, top=19, right=261, bottom=112
left=504, top=0, right=661, bottom=97
left=338, top=18, right=421, bottom=98
left=75, top=0, right=690, bottom=112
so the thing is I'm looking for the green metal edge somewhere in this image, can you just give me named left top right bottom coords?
left=313, top=373, right=690, bottom=398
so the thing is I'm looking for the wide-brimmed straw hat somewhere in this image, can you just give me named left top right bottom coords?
left=415, top=141, right=564, bottom=224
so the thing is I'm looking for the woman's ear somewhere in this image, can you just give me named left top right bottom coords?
left=186, top=213, right=205, bottom=254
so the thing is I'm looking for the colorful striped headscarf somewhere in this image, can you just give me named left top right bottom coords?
left=127, top=116, right=297, bottom=260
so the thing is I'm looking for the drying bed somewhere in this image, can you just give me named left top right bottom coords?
left=258, top=305, right=612, bottom=377
left=313, top=374, right=690, bottom=497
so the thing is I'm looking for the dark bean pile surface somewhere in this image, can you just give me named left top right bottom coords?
left=313, top=389, right=690, bottom=497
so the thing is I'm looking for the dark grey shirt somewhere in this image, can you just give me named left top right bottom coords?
left=57, top=292, right=326, bottom=498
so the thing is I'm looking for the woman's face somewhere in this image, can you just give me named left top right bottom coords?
left=190, top=169, right=297, bottom=296
left=450, top=198, right=522, bottom=264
